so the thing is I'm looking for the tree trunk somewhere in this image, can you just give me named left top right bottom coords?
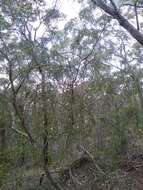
left=39, top=67, right=63, bottom=190
left=0, top=127, right=6, bottom=151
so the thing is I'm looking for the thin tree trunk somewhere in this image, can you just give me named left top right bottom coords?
left=65, top=83, right=75, bottom=159
left=0, top=127, right=6, bottom=151
left=131, top=73, right=143, bottom=111
left=9, top=62, right=35, bottom=145
left=39, top=67, right=63, bottom=190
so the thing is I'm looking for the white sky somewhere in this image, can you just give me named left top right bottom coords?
left=58, top=0, right=81, bottom=19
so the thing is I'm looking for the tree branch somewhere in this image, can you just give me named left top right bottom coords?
left=92, top=0, right=143, bottom=46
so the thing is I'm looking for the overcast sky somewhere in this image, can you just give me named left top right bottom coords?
left=58, top=0, right=81, bottom=19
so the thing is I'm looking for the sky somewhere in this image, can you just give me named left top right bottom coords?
left=54, top=0, right=82, bottom=29
left=58, top=0, right=81, bottom=19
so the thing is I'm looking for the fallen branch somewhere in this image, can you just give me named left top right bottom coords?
left=78, top=145, right=105, bottom=175
left=11, top=126, right=29, bottom=138
left=69, top=167, right=82, bottom=186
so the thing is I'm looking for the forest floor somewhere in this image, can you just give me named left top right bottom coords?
left=1, top=153, right=143, bottom=190
left=2, top=129, right=143, bottom=190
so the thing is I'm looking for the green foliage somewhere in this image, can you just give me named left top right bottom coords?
left=0, top=151, right=12, bottom=186
left=0, top=15, right=11, bottom=29
left=111, top=127, right=127, bottom=155
left=111, top=111, right=128, bottom=156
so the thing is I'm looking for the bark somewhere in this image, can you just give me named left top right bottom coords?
left=92, top=0, right=143, bottom=46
